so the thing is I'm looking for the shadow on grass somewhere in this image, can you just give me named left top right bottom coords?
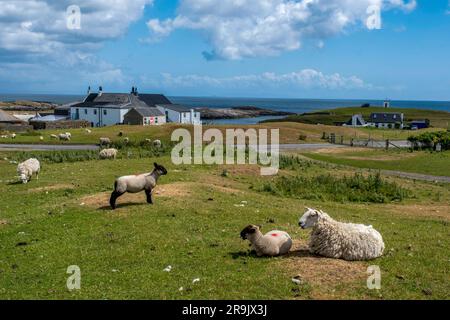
left=7, top=180, right=23, bottom=185
left=98, top=203, right=146, bottom=211
left=230, top=248, right=323, bottom=260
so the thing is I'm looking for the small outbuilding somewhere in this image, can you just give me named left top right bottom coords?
left=123, top=107, right=166, bottom=126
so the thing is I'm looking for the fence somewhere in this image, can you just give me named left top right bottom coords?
left=324, top=132, right=411, bottom=150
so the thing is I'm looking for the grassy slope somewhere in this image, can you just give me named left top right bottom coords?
left=0, top=152, right=449, bottom=299
left=302, top=149, right=450, bottom=177
left=0, top=122, right=440, bottom=146
left=266, top=106, right=450, bottom=129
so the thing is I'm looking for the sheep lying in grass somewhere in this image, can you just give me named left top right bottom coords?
left=240, top=225, right=292, bottom=257
left=99, top=137, right=111, bottom=146
left=153, top=139, right=162, bottom=148
left=17, top=158, right=40, bottom=184
left=85, top=129, right=92, bottom=134
left=50, top=134, right=58, bottom=139
left=58, top=133, right=70, bottom=141
left=110, top=162, right=168, bottom=210
left=99, top=148, right=118, bottom=160
left=299, top=208, right=385, bottom=261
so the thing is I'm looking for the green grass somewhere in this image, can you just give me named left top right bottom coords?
left=0, top=151, right=448, bottom=299
left=264, top=106, right=450, bottom=129
left=303, top=150, right=450, bottom=177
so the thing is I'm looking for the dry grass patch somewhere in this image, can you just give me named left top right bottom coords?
left=384, top=204, right=450, bottom=221
left=28, top=183, right=75, bottom=193
left=282, top=239, right=368, bottom=299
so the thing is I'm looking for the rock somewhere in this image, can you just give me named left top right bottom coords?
left=422, top=288, right=432, bottom=296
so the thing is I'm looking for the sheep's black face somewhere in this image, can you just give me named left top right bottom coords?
left=154, top=163, right=168, bottom=175
left=240, top=225, right=258, bottom=240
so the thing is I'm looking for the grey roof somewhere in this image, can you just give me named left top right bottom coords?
left=157, top=104, right=193, bottom=113
left=369, top=113, right=403, bottom=123
left=0, top=109, right=23, bottom=123
left=128, top=107, right=164, bottom=117
left=139, top=94, right=172, bottom=107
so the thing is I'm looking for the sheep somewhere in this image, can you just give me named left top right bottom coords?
left=17, top=158, right=40, bottom=184
left=58, top=133, right=71, bottom=141
left=50, top=134, right=58, bottom=139
left=10, top=133, right=16, bottom=139
left=110, top=162, right=168, bottom=210
left=123, top=137, right=130, bottom=144
left=85, top=129, right=92, bottom=134
left=144, top=138, right=152, bottom=144
left=39, top=136, right=44, bottom=141
left=1, top=135, right=8, bottom=138
left=153, top=139, right=162, bottom=148
left=99, top=148, right=118, bottom=160
left=298, top=208, right=385, bottom=261
left=240, top=225, right=292, bottom=257
left=65, top=132, right=72, bottom=138
left=99, top=137, right=111, bottom=146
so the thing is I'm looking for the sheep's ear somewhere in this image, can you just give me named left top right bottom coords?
left=154, top=162, right=158, bottom=168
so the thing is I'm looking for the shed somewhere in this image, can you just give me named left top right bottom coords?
left=123, top=107, right=166, bottom=126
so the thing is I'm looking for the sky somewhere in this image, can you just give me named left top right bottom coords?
left=0, top=0, right=449, bottom=100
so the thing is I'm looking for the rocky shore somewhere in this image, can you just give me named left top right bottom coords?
left=195, top=106, right=294, bottom=120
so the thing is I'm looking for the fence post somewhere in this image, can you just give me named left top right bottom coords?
left=350, top=138, right=354, bottom=147
left=385, top=139, right=390, bottom=150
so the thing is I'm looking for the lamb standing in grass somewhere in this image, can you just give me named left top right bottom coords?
left=240, top=225, right=292, bottom=257
left=110, top=162, right=168, bottom=210
left=99, top=148, right=118, bottom=160
left=58, top=133, right=70, bottom=141
left=299, top=208, right=385, bottom=261
left=17, top=158, right=40, bottom=184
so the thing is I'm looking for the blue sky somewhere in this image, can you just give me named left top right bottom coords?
left=0, top=0, right=450, bottom=100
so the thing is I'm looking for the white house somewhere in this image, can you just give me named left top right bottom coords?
left=156, top=104, right=201, bottom=125
left=70, top=87, right=200, bottom=127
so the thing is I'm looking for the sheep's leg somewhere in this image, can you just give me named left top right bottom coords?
left=110, top=191, right=124, bottom=210
left=145, top=189, right=153, bottom=205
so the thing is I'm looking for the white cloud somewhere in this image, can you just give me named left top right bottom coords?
left=147, top=0, right=416, bottom=60
left=152, top=69, right=376, bottom=90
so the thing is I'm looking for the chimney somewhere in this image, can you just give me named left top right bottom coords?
left=87, top=86, right=91, bottom=95
left=98, top=86, right=103, bottom=96
left=131, top=86, right=135, bottom=94
left=134, top=87, right=138, bottom=96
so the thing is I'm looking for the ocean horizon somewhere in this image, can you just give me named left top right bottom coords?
left=1, top=93, right=449, bottom=124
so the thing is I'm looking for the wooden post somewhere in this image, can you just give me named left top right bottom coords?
left=350, top=138, right=354, bottom=147
left=386, top=139, right=390, bottom=150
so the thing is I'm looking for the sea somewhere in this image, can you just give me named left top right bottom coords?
left=1, top=94, right=449, bottom=125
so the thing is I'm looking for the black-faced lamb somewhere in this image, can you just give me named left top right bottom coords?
left=153, top=139, right=162, bottom=148
left=240, top=225, right=292, bottom=257
left=110, top=162, right=168, bottom=210
left=17, top=158, right=40, bottom=184
left=299, top=208, right=385, bottom=261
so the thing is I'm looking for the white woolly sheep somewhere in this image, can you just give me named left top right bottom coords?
left=1, top=135, right=8, bottom=138
left=240, top=225, right=292, bottom=257
left=10, top=133, right=16, bottom=139
left=110, top=162, right=168, bottom=210
left=153, top=139, right=162, bottom=148
left=50, top=134, right=58, bottom=139
left=17, top=158, right=40, bottom=184
left=99, top=137, right=111, bottom=146
left=85, top=129, right=92, bottom=134
left=99, top=148, right=118, bottom=160
left=65, top=132, right=72, bottom=138
left=299, top=208, right=385, bottom=261
left=58, top=133, right=70, bottom=141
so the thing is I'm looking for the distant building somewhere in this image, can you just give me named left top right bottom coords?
left=410, top=119, right=430, bottom=130
left=70, top=87, right=200, bottom=126
left=124, top=107, right=166, bottom=126
left=369, top=112, right=404, bottom=129
left=383, top=99, right=391, bottom=108
left=156, top=104, right=201, bottom=125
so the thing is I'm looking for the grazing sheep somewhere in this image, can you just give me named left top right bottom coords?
left=99, top=137, right=111, bottom=146
left=39, top=136, right=44, bottom=141
left=123, top=137, right=130, bottom=144
left=10, top=133, right=16, bottom=139
left=17, top=158, right=40, bottom=184
left=153, top=139, right=162, bottom=148
left=50, top=134, right=58, bottom=139
left=299, top=208, right=385, bottom=261
left=58, top=133, right=71, bottom=141
left=65, top=132, right=72, bottom=138
left=145, top=138, right=152, bottom=144
left=110, top=162, right=168, bottom=210
left=85, top=129, right=92, bottom=134
left=240, top=225, right=292, bottom=257
left=99, top=148, right=118, bottom=160
left=1, top=135, right=8, bottom=138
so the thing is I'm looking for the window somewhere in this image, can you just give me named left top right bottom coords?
left=155, top=117, right=158, bottom=124
left=94, top=109, right=97, bottom=115
left=85, top=109, right=88, bottom=114
left=104, top=110, right=107, bottom=115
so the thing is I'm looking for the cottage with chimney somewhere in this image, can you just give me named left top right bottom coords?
left=368, top=112, right=404, bottom=129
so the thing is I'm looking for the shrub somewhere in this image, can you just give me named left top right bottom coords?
left=408, top=131, right=450, bottom=150
left=260, top=172, right=409, bottom=203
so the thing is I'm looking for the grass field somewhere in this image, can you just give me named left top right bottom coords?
left=302, top=148, right=450, bottom=177
left=264, top=106, right=450, bottom=129
left=0, top=122, right=441, bottom=145
left=0, top=148, right=448, bottom=299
